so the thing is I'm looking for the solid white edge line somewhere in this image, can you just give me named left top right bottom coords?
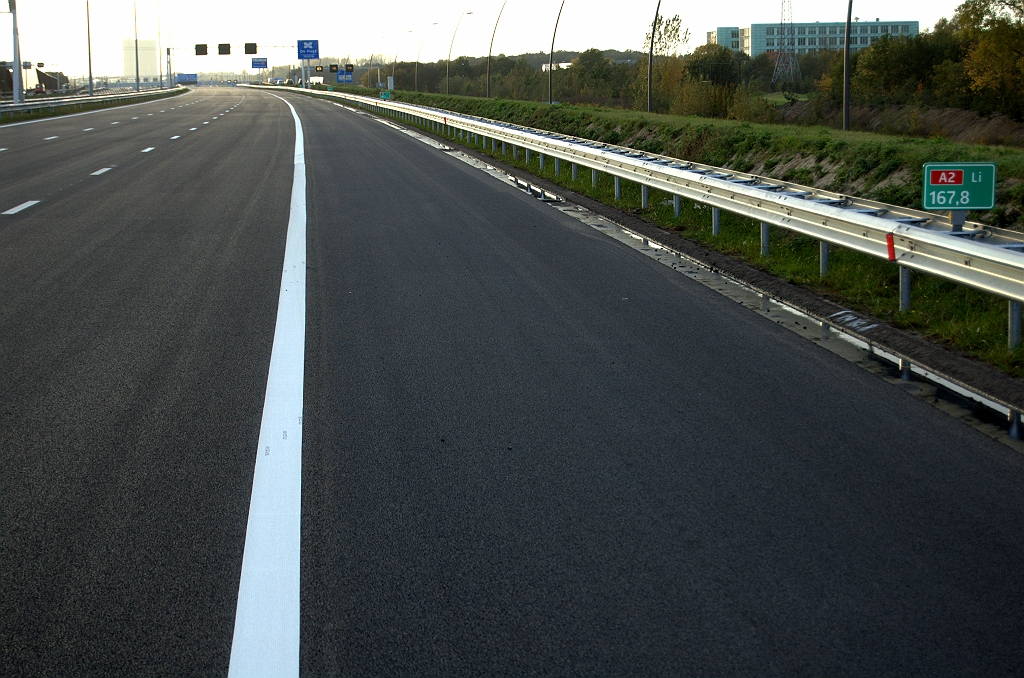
left=227, top=91, right=305, bottom=678
left=90, top=168, right=111, bottom=175
left=2, top=200, right=40, bottom=215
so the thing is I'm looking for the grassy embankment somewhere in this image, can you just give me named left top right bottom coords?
left=0, top=88, right=186, bottom=125
left=316, top=85, right=1024, bottom=377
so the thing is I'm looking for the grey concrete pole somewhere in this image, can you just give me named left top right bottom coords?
left=86, top=0, right=94, bottom=95
left=11, top=0, right=23, bottom=103
left=843, top=0, right=852, bottom=130
left=133, top=0, right=140, bottom=92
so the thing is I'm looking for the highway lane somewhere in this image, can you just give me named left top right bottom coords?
left=287, top=93, right=1024, bottom=676
left=0, top=88, right=295, bottom=675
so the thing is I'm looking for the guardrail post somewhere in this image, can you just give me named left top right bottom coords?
left=540, top=153, right=545, bottom=170
left=592, top=168, right=598, bottom=188
left=673, top=195, right=681, bottom=218
left=712, top=207, right=721, bottom=236
left=614, top=177, right=621, bottom=201
left=900, top=267, right=912, bottom=311
left=1010, top=410, right=1022, bottom=440
left=525, top=148, right=531, bottom=164
left=820, top=242, right=830, bottom=277
left=641, top=185, right=649, bottom=209
left=760, top=223, right=770, bottom=257
left=900, top=357, right=912, bottom=380
left=513, top=145, right=518, bottom=160
left=555, top=158, right=561, bottom=176
left=502, top=141, right=507, bottom=155
left=572, top=163, right=578, bottom=180
left=1010, top=300, right=1022, bottom=349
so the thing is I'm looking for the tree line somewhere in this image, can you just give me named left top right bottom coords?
left=350, top=0, right=1024, bottom=125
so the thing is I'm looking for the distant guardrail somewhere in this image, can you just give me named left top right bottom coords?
left=253, top=85, right=1024, bottom=350
left=0, top=86, right=185, bottom=121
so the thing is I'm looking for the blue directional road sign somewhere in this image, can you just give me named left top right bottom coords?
left=252, top=57, right=268, bottom=69
left=297, top=40, right=319, bottom=60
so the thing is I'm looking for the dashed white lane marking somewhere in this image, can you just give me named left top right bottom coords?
left=170, top=135, right=180, bottom=139
left=203, top=121, right=209, bottom=124
left=44, top=136, right=58, bottom=140
left=131, top=116, right=139, bottom=119
left=90, top=167, right=112, bottom=175
left=228, top=92, right=305, bottom=678
left=111, top=121, right=119, bottom=125
left=2, top=200, right=40, bottom=215
left=83, top=127, right=94, bottom=131
left=160, top=110, right=166, bottom=112
left=147, top=113, right=153, bottom=116
left=189, top=127, right=197, bottom=131
left=0, top=148, right=7, bottom=152
left=141, top=147, right=155, bottom=153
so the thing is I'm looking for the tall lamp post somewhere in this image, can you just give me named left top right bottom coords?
left=415, top=22, right=437, bottom=92
left=86, top=0, right=94, bottom=95
left=133, top=0, right=140, bottom=92
left=547, top=1, right=565, bottom=105
left=486, top=0, right=507, bottom=98
left=9, top=0, right=23, bottom=103
left=446, top=10, right=472, bottom=95
left=843, top=1, right=853, bottom=131
left=648, top=0, right=661, bottom=113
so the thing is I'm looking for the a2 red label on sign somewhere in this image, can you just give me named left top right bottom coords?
left=930, top=170, right=964, bottom=185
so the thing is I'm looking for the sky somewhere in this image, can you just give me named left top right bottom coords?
left=4, top=0, right=966, bottom=79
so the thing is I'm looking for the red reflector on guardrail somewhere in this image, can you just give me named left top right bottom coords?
left=886, top=233, right=896, bottom=261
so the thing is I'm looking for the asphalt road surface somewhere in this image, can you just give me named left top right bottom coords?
left=1, top=87, right=1022, bottom=676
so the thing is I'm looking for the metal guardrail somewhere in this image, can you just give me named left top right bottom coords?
left=257, top=86, right=1024, bottom=345
left=0, top=87, right=183, bottom=119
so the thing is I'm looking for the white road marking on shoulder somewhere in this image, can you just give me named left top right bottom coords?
left=203, top=121, right=209, bottom=124
left=189, top=127, right=197, bottom=131
left=228, top=92, right=305, bottom=678
left=0, top=148, right=7, bottom=152
left=83, top=127, right=94, bottom=131
left=141, top=147, right=155, bottom=153
left=170, top=135, right=180, bottom=139
left=44, top=136, right=58, bottom=140
left=90, top=168, right=111, bottom=175
left=2, top=200, right=40, bottom=215
left=110, top=121, right=119, bottom=125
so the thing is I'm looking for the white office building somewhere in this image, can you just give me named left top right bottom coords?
left=708, top=19, right=919, bottom=57
left=123, top=39, right=160, bottom=81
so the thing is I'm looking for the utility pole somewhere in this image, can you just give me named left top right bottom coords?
left=843, top=0, right=853, bottom=130
left=86, top=0, right=94, bottom=95
left=647, top=0, right=661, bottom=113
left=11, top=0, right=23, bottom=103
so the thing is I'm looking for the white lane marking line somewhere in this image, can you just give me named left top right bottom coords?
left=2, top=200, right=40, bottom=215
left=44, top=136, right=58, bottom=140
left=131, top=116, right=139, bottom=119
left=160, top=110, right=165, bottom=112
left=0, top=148, right=7, bottom=152
left=228, top=92, right=305, bottom=678
left=189, top=127, right=197, bottom=131
left=170, top=135, right=180, bottom=139
left=203, top=121, right=209, bottom=124
left=90, top=167, right=112, bottom=175
left=141, top=147, right=155, bottom=153
left=111, top=121, right=119, bottom=125
left=147, top=113, right=153, bottom=116
left=83, top=127, right=94, bottom=131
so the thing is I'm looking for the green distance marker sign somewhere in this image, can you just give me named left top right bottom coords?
left=922, top=162, right=996, bottom=210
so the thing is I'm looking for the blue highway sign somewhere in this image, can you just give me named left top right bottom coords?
left=297, top=40, right=319, bottom=60
left=252, top=58, right=268, bottom=69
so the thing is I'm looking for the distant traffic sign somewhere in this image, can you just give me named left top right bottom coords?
left=297, top=40, right=319, bottom=60
left=379, top=91, right=391, bottom=100
left=922, top=162, right=996, bottom=210
left=252, top=57, right=268, bottom=69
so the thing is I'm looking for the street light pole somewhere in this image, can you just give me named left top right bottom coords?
left=446, top=11, right=471, bottom=95
left=10, top=0, right=23, bottom=103
left=487, top=0, right=507, bottom=98
left=86, top=0, right=94, bottom=95
left=843, top=0, right=853, bottom=131
left=416, top=22, right=437, bottom=92
left=548, top=0, right=565, bottom=105
left=648, top=0, right=661, bottom=113
left=133, top=0, right=140, bottom=92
